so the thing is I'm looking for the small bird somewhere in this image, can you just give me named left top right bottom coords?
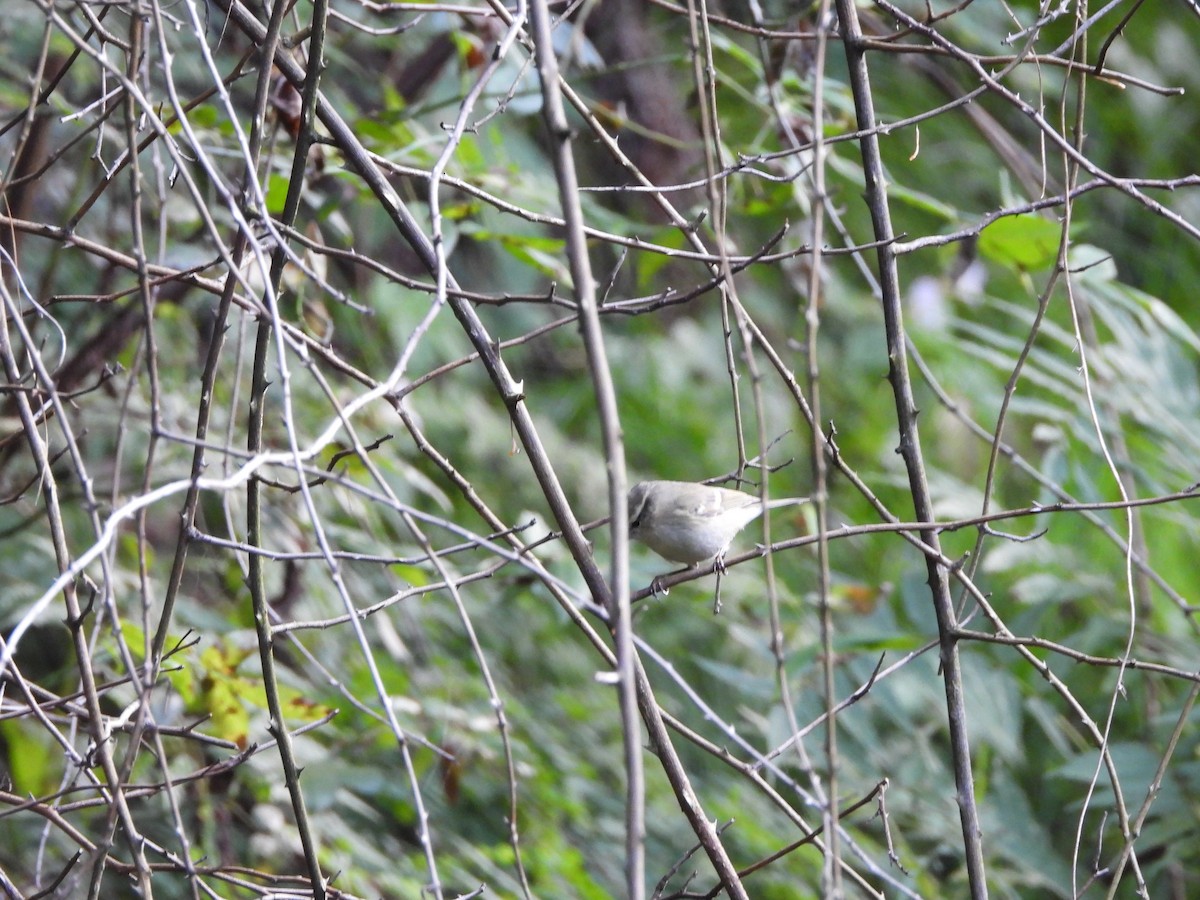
left=627, top=480, right=807, bottom=566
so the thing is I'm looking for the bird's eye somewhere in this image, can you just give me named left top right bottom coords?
left=629, top=497, right=648, bottom=529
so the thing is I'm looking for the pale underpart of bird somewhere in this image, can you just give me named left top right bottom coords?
left=627, top=480, right=808, bottom=566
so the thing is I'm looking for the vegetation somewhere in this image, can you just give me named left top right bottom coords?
left=1, top=1, right=1198, bottom=898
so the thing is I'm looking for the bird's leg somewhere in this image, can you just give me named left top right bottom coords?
left=648, top=563, right=699, bottom=596
left=712, top=554, right=727, bottom=614
left=714, top=552, right=730, bottom=576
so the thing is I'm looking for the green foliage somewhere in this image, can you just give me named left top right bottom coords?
left=1, top=1, right=1198, bottom=898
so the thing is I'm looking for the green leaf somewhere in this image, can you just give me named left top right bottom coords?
left=0, top=720, right=56, bottom=794
left=265, top=171, right=292, bottom=217
left=979, top=214, right=1063, bottom=270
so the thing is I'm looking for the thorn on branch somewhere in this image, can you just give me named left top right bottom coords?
left=825, top=421, right=841, bottom=462
left=28, top=849, right=82, bottom=899
left=180, top=714, right=213, bottom=734
left=873, top=779, right=909, bottom=875
left=983, top=523, right=1048, bottom=543
left=64, top=585, right=98, bottom=630
left=847, top=653, right=887, bottom=705
left=165, top=629, right=201, bottom=661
